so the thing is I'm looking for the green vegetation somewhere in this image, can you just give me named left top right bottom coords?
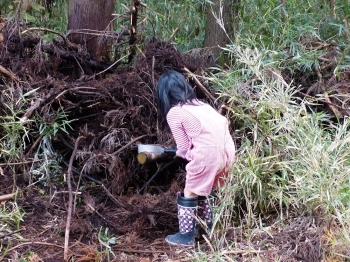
left=0, top=84, right=32, bottom=163
left=204, top=45, right=350, bottom=259
left=1, top=0, right=206, bottom=50
left=0, top=199, right=26, bottom=259
left=141, top=0, right=206, bottom=51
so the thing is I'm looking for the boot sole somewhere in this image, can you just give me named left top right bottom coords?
left=165, top=238, right=194, bottom=247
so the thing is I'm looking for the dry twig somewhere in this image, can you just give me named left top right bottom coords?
left=0, top=229, right=23, bottom=239
left=0, top=65, right=19, bottom=81
left=183, top=67, right=217, bottom=104
left=64, top=136, right=84, bottom=261
left=5, top=241, right=65, bottom=253
left=0, top=193, right=15, bottom=202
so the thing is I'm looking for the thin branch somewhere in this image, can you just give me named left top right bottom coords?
left=25, top=134, right=43, bottom=157
left=0, top=229, right=23, bottom=239
left=0, top=158, right=45, bottom=166
left=64, top=136, right=84, bottom=261
left=96, top=53, right=129, bottom=76
left=0, top=193, right=16, bottom=202
left=5, top=241, right=65, bottom=253
left=138, top=157, right=180, bottom=193
left=324, top=91, right=342, bottom=119
left=112, top=247, right=176, bottom=255
left=343, top=19, right=349, bottom=42
left=85, top=202, right=121, bottom=230
left=281, top=0, right=286, bottom=23
left=62, top=160, right=129, bottom=210
left=0, top=65, right=19, bottom=81
left=21, top=27, right=72, bottom=48
left=20, top=87, right=65, bottom=123
left=101, top=184, right=128, bottom=209
left=168, top=28, right=179, bottom=41
left=111, top=134, right=154, bottom=156
left=183, top=67, right=217, bottom=104
left=152, top=55, right=155, bottom=88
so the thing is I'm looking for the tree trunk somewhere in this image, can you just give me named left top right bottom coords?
left=204, top=0, right=240, bottom=66
left=68, top=0, right=116, bottom=62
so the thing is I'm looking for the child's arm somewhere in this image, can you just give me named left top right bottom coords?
left=166, top=106, right=201, bottom=159
left=166, top=107, right=190, bottom=158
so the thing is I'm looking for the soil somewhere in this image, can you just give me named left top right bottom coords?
left=0, top=18, right=349, bottom=262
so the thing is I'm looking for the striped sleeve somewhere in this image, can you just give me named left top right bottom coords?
left=166, top=106, right=201, bottom=158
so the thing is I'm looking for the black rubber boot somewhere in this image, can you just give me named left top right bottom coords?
left=195, top=194, right=214, bottom=239
left=165, top=193, right=198, bottom=247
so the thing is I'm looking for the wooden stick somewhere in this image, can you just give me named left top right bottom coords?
left=62, top=160, right=129, bottom=210
left=19, top=98, right=42, bottom=123
left=0, top=229, right=23, bottom=239
left=138, top=157, right=180, bottom=193
left=0, top=193, right=15, bottom=202
left=323, top=92, right=342, bottom=119
left=280, top=0, right=286, bottom=23
left=85, top=202, right=121, bottom=231
left=21, top=27, right=72, bottom=48
left=343, top=19, right=349, bottom=42
left=64, top=136, right=84, bottom=261
left=183, top=67, right=217, bottom=104
left=20, top=83, right=66, bottom=123
left=101, top=184, right=128, bottom=209
left=112, top=247, right=176, bottom=255
left=25, top=134, right=43, bottom=157
left=5, top=241, right=65, bottom=254
left=0, top=65, right=19, bottom=81
left=168, top=27, right=179, bottom=41
left=112, top=134, right=154, bottom=156
left=137, top=152, right=162, bottom=164
left=0, top=158, right=45, bottom=166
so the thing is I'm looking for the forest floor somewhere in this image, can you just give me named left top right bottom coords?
left=0, top=18, right=349, bottom=262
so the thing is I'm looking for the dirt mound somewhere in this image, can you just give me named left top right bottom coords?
left=0, top=18, right=216, bottom=260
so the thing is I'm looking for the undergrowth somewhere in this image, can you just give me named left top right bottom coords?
left=195, top=42, right=350, bottom=261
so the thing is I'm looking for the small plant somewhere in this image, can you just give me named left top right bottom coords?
left=0, top=200, right=25, bottom=230
left=29, top=109, right=74, bottom=184
left=0, top=115, right=30, bottom=162
left=37, top=109, right=74, bottom=139
left=97, top=227, right=118, bottom=261
left=0, top=198, right=26, bottom=259
left=0, top=83, right=34, bottom=163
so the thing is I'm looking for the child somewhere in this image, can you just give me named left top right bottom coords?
left=156, top=70, right=236, bottom=247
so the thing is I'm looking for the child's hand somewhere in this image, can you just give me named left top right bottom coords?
left=176, top=150, right=182, bottom=157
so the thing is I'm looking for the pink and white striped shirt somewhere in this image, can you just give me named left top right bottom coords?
left=166, top=101, right=236, bottom=195
left=166, top=105, right=201, bottom=159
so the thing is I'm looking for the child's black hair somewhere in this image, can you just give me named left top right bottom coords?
left=156, top=70, right=198, bottom=132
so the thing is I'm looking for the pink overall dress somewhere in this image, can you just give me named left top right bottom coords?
left=167, top=102, right=236, bottom=196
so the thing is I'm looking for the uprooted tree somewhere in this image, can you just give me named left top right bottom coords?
left=0, top=0, right=219, bottom=258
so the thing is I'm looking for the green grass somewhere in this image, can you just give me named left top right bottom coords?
left=197, top=41, right=350, bottom=261
left=0, top=198, right=26, bottom=260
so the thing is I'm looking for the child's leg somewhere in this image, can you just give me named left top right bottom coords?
left=184, top=188, right=198, bottom=198
left=196, top=193, right=215, bottom=238
left=165, top=192, right=198, bottom=247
